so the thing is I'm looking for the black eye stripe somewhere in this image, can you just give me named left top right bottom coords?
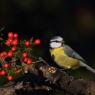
left=50, top=41, right=62, bottom=43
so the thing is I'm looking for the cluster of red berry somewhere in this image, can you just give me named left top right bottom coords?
left=0, top=32, right=18, bottom=58
left=0, top=32, right=41, bottom=81
left=0, top=69, right=13, bottom=81
left=23, top=52, right=32, bottom=64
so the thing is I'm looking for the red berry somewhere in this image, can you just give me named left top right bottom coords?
left=0, top=53, right=4, bottom=57
left=0, top=52, right=7, bottom=57
left=25, top=41, right=30, bottom=47
left=6, top=40, right=11, bottom=46
left=9, top=39, right=13, bottom=43
left=7, top=51, right=13, bottom=57
left=0, top=53, right=3, bottom=57
left=34, top=39, right=41, bottom=45
left=22, top=52, right=28, bottom=58
left=8, top=32, right=13, bottom=38
left=7, top=76, right=13, bottom=81
left=24, top=58, right=28, bottom=62
left=13, top=33, right=18, bottom=38
left=3, top=52, right=7, bottom=56
left=4, top=63, right=9, bottom=68
left=12, top=39, right=18, bottom=46
left=0, top=70, right=5, bottom=75
left=27, top=58, right=32, bottom=64
left=11, top=47, right=16, bottom=51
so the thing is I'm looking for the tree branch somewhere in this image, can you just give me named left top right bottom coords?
left=0, top=58, right=95, bottom=95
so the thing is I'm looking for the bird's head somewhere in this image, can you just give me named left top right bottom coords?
left=50, top=36, right=64, bottom=48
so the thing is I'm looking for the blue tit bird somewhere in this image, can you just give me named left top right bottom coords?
left=49, top=36, right=95, bottom=74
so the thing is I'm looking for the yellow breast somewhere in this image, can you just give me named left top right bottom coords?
left=50, top=48, right=79, bottom=69
left=51, top=48, right=66, bottom=56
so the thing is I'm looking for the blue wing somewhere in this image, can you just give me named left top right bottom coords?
left=63, top=44, right=86, bottom=63
left=63, top=44, right=95, bottom=74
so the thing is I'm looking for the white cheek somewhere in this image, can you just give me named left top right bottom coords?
left=50, top=42, right=62, bottom=48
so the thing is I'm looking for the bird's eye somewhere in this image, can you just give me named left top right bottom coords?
left=50, top=42, right=62, bottom=48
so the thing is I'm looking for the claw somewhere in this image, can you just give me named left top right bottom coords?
left=46, top=86, right=52, bottom=91
left=45, top=79, right=55, bottom=84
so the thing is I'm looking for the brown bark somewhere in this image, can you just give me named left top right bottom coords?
left=0, top=58, right=95, bottom=95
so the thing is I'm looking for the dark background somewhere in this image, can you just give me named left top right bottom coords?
left=0, top=0, right=95, bottom=66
